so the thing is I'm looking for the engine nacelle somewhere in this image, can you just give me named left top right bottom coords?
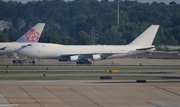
left=58, top=58, right=69, bottom=62
left=92, top=54, right=102, bottom=61
left=70, top=55, right=79, bottom=62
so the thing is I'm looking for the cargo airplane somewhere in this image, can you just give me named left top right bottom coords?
left=18, top=25, right=159, bottom=64
left=0, top=23, right=45, bottom=55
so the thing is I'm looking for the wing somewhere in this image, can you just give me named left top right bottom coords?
left=60, top=53, right=113, bottom=59
left=59, top=53, right=115, bottom=62
left=0, top=47, right=7, bottom=50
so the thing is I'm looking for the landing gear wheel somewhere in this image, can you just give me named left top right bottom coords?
left=76, top=60, right=92, bottom=65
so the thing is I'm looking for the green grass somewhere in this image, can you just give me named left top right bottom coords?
left=0, top=71, right=105, bottom=74
left=0, top=65, right=177, bottom=80
left=0, top=76, right=161, bottom=80
left=1, top=66, right=180, bottom=70
left=0, top=71, right=171, bottom=74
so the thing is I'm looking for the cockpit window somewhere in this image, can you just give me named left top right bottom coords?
left=22, top=44, right=31, bottom=48
left=27, top=44, right=32, bottom=46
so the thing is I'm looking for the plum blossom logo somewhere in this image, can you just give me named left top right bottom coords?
left=25, top=29, right=40, bottom=42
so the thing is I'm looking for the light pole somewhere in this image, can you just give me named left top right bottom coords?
left=91, top=28, right=95, bottom=45
left=117, top=0, right=120, bottom=25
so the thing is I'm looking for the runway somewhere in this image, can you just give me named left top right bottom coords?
left=0, top=58, right=180, bottom=107
left=0, top=81, right=180, bottom=107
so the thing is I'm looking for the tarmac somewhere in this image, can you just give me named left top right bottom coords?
left=0, top=81, right=180, bottom=107
left=0, top=58, right=180, bottom=107
left=1, top=57, right=180, bottom=65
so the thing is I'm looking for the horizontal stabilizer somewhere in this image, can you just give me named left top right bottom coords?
left=136, top=46, right=155, bottom=50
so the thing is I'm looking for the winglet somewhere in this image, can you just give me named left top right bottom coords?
left=128, top=25, right=159, bottom=46
left=15, top=23, right=45, bottom=42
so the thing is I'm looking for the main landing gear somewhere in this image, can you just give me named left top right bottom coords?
left=76, top=59, right=92, bottom=65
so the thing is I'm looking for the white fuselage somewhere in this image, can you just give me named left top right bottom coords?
left=0, top=23, right=45, bottom=56
left=17, top=25, right=158, bottom=62
left=0, top=42, right=31, bottom=55
left=18, top=43, right=150, bottom=59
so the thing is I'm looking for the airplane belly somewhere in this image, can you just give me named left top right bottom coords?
left=107, top=53, right=128, bottom=59
left=0, top=50, right=12, bottom=55
left=0, top=47, right=18, bottom=55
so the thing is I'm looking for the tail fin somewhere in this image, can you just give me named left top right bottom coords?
left=15, top=23, right=45, bottom=42
left=128, top=25, right=159, bottom=46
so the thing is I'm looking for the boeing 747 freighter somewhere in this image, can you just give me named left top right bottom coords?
left=18, top=25, right=159, bottom=64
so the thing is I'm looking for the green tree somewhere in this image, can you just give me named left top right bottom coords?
left=0, top=32, right=9, bottom=42
left=77, top=31, right=92, bottom=45
left=50, top=32, right=61, bottom=44
left=0, top=0, right=180, bottom=46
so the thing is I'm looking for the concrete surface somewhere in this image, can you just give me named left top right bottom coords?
left=0, top=58, right=180, bottom=107
left=1, top=58, right=180, bottom=65
left=0, top=81, right=180, bottom=107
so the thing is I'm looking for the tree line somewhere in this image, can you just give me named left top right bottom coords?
left=0, top=0, right=180, bottom=46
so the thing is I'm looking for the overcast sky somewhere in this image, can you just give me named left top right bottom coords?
left=3, top=0, right=180, bottom=4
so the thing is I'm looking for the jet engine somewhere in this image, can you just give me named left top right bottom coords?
left=92, top=54, right=102, bottom=61
left=70, top=55, right=80, bottom=62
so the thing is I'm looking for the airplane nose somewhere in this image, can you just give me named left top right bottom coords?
left=18, top=46, right=40, bottom=58
left=18, top=47, right=31, bottom=56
